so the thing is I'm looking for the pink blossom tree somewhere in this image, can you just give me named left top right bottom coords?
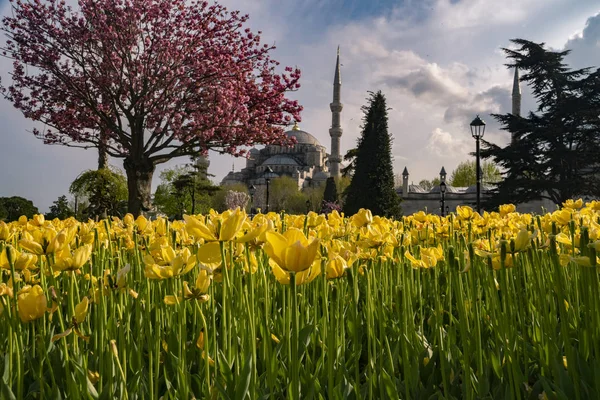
left=1, top=0, right=302, bottom=215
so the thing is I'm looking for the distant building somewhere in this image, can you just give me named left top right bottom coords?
left=220, top=48, right=345, bottom=210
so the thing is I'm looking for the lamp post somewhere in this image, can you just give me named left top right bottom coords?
left=470, top=115, right=486, bottom=214
left=306, top=199, right=311, bottom=214
left=440, top=181, right=447, bottom=217
left=265, top=167, right=274, bottom=213
left=249, top=185, right=256, bottom=216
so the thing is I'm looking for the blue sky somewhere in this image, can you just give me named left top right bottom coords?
left=0, top=0, right=600, bottom=212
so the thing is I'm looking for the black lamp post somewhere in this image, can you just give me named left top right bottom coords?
left=265, top=167, right=274, bottom=213
left=470, top=115, right=486, bottom=213
left=440, top=181, right=447, bottom=217
left=249, top=185, right=256, bottom=215
left=306, top=199, right=311, bottom=214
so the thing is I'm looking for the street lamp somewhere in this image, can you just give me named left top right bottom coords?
left=440, top=181, right=447, bottom=217
left=265, top=167, right=274, bottom=213
left=306, top=199, right=311, bottom=214
left=249, top=185, right=256, bottom=216
left=439, top=166, right=447, bottom=183
left=470, top=115, right=486, bottom=213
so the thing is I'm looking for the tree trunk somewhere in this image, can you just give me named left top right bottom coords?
left=98, top=129, right=109, bottom=169
left=124, top=156, right=155, bottom=217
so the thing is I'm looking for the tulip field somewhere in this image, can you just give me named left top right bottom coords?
left=1, top=201, right=600, bottom=399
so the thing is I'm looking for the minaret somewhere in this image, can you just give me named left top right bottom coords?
left=511, top=67, right=521, bottom=144
left=329, top=47, right=343, bottom=179
left=512, top=67, right=521, bottom=117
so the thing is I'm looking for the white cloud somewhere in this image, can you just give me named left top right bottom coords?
left=426, top=128, right=472, bottom=158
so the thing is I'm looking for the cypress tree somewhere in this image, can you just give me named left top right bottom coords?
left=322, top=177, right=338, bottom=203
left=344, top=91, right=401, bottom=217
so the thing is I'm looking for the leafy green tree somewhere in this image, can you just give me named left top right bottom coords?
left=303, top=185, right=325, bottom=213
left=70, top=167, right=128, bottom=219
left=336, top=176, right=351, bottom=208
left=270, top=176, right=301, bottom=212
left=285, top=191, right=310, bottom=214
left=419, top=178, right=441, bottom=191
left=153, top=162, right=219, bottom=217
left=0, top=202, right=7, bottom=220
left=481, top=39, right=600, bottom=206
left=344, top=91, right=401, bottom=217
left=449, top=161, right=501, bottom=187
left=46, top=195, right=74, bottom=220
left=0, top=196, right=39, bottom=221
left=341, top=148, right=358, bottom=178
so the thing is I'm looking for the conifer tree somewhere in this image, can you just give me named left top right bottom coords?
left=322, top=177, right=338, bottom=203
left=344, top=91, right=401, bottom=217
left=482, top=39, right=600, bottom=207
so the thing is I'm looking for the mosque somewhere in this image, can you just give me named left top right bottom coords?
left=220, top=49, right=344, bottom=191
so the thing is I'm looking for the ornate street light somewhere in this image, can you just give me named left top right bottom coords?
left=439, top=166, right=447, bottom=183
left=249, top=185, right=256, bottom=216
left=470, top=115, right=486, bottom=213
left=265, top=167, right=274, bottom=213
left=440, top=181, right=447, bottom=217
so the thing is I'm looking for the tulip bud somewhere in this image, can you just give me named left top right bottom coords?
left=109, top=340, right=119, bottom=358
left=5, top=245, right=16, bottom=267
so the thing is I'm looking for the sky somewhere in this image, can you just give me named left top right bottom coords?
left=0, top=0, right=600, bottom=212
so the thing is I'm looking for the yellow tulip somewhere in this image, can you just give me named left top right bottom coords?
left=326, top=254, right=348, bottom=279
left=0, top=221, right=12, bottom=241
left=74, top=296, right=89, bottom=324
left=264, top=228, right=320, bottom=273
left=552, top=209, right=572, bottom=226
left=17, top=285, right=47, bottom=323
left=499, top=204, right=516, bottom=217
left=31, top=214, right=46, bottom=227
left=19, top=228, right=69, bottom=255
left=219, top=208, right=246, bottom=241
left=563, top=199, right=583, bottom=210
left=404, top=246, right=443, bottom=269
left=456, top=206, right=475, bottom=220
left=123, top=213, right=134, bottom=226
left=512, top=228, right=532, bottom=252
left=164, top=270, right=211, bottom=304
left=197, top=241, right=223, bottom=272
left=144, top=246, right=196, bottom=279
left=350, top=208, right=372, bottom=228
left=184, top=214, right=219, bottom=241
left=235, top=217, right=273, bottom=244
left=194, top=270, right=211, bottom=294
left=270, top=259, right=321, bottom=285
left=53, top=244, right=92, bottom=272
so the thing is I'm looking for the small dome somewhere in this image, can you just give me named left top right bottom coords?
left=313, top=171, right=329, bottom=180
left=262, top=155, right=300, bottom=166
left=286, top=123, right=321, bottom=146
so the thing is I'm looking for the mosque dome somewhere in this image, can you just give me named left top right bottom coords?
left=262, top=155, right=300, bottom=166
left=286, top=122, right=321, bottom=146
left=313, top=171, right=329, bottom=181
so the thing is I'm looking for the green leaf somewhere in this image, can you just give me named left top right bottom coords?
left=298, top=324, right=314, bottom=361
left=234, top=353, right=253, bottom=400
left=490, top=352, right=503, bottom=379
left=0, top=381, right=16, bottom=400
left=380, top=369, right=399, bottom=400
